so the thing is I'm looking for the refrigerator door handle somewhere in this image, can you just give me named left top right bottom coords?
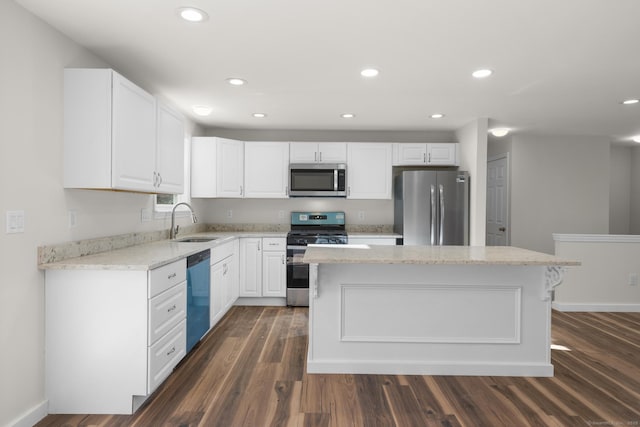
left=439, top=184, right=444, bottom=245
left=430, top=184, right=436, bottom=245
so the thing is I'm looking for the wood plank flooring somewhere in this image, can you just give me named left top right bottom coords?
left=36, top=307, right=640, bottom=427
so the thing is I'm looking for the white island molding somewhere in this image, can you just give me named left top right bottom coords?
left=304, top=245, right=579, bottom=377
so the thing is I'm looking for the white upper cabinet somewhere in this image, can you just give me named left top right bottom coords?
left=393, top=143, right=458, bottom=166
left=244, top=142, right=289, bottom=198
left=191, top=137, right=244, bottom=198
left=64, top=68, right=184, bottom=194
left=155, top=100, right=185, bottom=194
left=290, top=142, right=347, bottom=163
left=347, top=143, right=392, bottom=199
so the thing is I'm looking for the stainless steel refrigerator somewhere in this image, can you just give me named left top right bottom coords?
left=394, top=170, right=469, bottom=245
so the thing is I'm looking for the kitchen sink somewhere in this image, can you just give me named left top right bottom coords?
left=174, top=237, right=218, bottom=243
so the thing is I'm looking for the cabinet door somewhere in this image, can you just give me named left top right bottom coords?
left=156, top=101, right=184, bottom=194
left=318, top=143, right=347, bottom=163
left=244, top=142, right=289, bottom=198
left=190, top=137, right=217, bottom=198
left=111, top=72, right=157, bottom=192
left=427, top=143, right=458, bottom=166
left=210, top=261, right=225, bottom=326
left=347, top=143, right=392, bottom=199
left=224, top=255, right=239, bottom=309
left=262, top=250, right=286, bottom=297
left=217, top=138, right=244, bottom=197
left=290, top=142, right=318, bottom=163
left=228, top=240, right=240, bottom=303
left=239, top=238, right=262, bottom=297
left=395, top=143, right=427, bottom=165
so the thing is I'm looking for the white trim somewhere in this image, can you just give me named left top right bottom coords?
left=553, top=234, right=640, bottom=243
left=307, top=359, right=553, bottom=377
left=8, top=400, right=48, bottom=427
left=552, top=302, right=640, bottom=312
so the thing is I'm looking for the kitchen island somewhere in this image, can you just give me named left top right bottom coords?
left=303, top=245, right=579, bottom=377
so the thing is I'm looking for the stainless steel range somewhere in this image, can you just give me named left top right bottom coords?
left=286, top=211, right=348, bottom=306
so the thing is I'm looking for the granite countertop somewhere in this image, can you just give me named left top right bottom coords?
left=39, top=231, right=287, bottom=271
left=303, top=245, right=580, bottom=266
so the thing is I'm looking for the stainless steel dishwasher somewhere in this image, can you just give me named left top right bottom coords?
left=186, top=249, right=210, bottom=352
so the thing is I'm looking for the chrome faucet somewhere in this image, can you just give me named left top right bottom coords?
left=170, top=202, right=198, bottom=239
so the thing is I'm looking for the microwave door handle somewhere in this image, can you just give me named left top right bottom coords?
left=334, top=169, right=338, bottom=191
left=430, top=185, right=436, bottom=246
left=439, top=184, right=444, bottom=246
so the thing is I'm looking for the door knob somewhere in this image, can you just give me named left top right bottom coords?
left=499, top=227, right=506, bottom=232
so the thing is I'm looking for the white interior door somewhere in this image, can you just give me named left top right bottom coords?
left=486, top=154, right=509, bottom=246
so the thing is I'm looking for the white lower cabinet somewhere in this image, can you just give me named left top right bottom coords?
left=210, top=239, right=239, bottom=328
left=239, top=237, right=286, bottom=299
left=44, top=259, right=187, bottom=414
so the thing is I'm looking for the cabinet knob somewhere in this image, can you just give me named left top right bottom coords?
left=499, top=227, right=506, bottom=232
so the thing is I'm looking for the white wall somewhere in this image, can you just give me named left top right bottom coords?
left=554, top=235, right=640, bottom=311
left=0, top=3, right=200, bottom=425
left=510, top=134, right=610, bottom=254
left=455, top=119, right=488, bottom=245
left=631, top=147, right=640, bottom=234
left=609, top=146, right=632, bottom=234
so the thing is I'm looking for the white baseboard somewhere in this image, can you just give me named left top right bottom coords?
left=307, top=359, right=554, bottom=377
left=9, top=400, right=48, bottom=427
left=552, top=302, right=640, bottom=312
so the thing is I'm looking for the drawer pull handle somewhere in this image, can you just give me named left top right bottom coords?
left=167, top=346, right=175, bottom=356
left=167, top=304, right=177, bottom=313
left=167, top=273, right=177, bottom=280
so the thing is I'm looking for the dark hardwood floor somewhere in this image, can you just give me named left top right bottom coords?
left=36, top=307, right=640, bottom=427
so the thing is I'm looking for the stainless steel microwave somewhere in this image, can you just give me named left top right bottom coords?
left=289, top=163, right=347, bottom=197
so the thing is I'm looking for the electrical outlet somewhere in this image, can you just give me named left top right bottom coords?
left=140, top=208, right=152, bottom=222
left=629, top=273, right=638, bottom=286
left=278, top=210, right=285, bottom=220
left=68, top=210, right=77, bottom=228
left=227, top=209, right=233, bottom=219
left=358, top=211, right=365, bottom=221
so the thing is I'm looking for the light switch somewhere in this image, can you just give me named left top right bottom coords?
left=6, top=210, right=25, bottom=233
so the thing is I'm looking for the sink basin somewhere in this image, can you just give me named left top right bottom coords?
left=174, top=237, right=218, bottom=243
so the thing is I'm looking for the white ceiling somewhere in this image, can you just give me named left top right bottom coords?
left=15, top=0, right=640, bottom=143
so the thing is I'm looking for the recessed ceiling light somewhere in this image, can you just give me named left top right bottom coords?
left=177, top=7, right=208, bottom=22
left=490, top=128, right=510, bottom=137
left=633, top=136, right=640, bottom=143
left=472, top=69, right=493, bottom=79
left=341, top=113, right=355, bottom=119
left=226, top=78, right=246, bottom=86
left=361, top=68, right=379, bottom=77
left=622, top=99, right=639, bottom=105
left=192, top=105, right=213, bottom=116
left=430, top=113, right=445, bottom=119
left=252, top=113, right=266, bottom=118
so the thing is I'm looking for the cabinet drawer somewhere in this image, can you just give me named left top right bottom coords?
left=149, top=259, right=186, bottom=297
left=262, top=237, right=285, bottom=251
left=148, top=319, right=186, bottom=393
left=211, top=241, right=235, bottom=265
left=148, top=282, right=186, bottom=345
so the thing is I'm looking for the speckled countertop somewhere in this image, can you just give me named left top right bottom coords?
left=303, top=245, right=580, bottom=266
left=39, top=232, right=287, bottom=271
